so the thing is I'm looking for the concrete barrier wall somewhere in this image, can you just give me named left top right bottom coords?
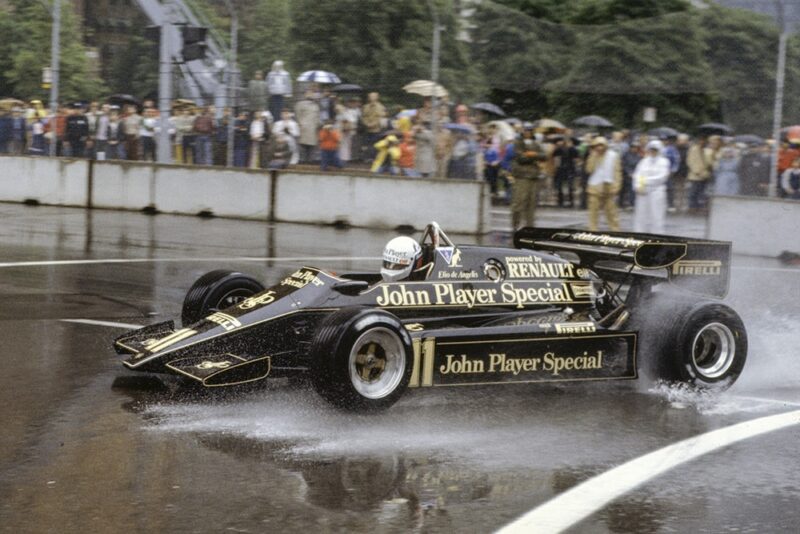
left=274, top=170, right=489, bottom=234
left=0, top=156, right=89, bottom=206
left=92, top=161, right=272, bottom=219
left=708, top=195, right=800, bottom=257
left=0, top=156, right=488, bottom=233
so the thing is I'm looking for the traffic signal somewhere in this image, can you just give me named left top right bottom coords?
left=181, top=26, right=208, bottom=62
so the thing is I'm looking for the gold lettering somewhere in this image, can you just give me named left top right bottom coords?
left=439, top=354, right=484, bottom=375
left=672, top=260, right=722, bottom=276
left=239, top=291, right=277, bottom=310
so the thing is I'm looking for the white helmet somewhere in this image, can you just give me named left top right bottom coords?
left=381, top=236, right=422, bottom=282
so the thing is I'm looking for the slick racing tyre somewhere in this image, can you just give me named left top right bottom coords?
left=310, top=308, right=413, bottom=411
left=181, top=270, right=265, bottom=326
left=672, top=301, right=747, bottom=389
left=633, top=294, right=747, bottom=390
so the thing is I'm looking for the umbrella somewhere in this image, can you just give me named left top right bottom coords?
left=0, top=98, right=24, bottom=110
left=648, top=126, right=679, bottom=139
left=471, top=102, right=506, bottom=117
left=395, top=109, right=417, bottom=119
left=698, top=122, right=733, bottom=135
left=733, top=134, right=764, bottom=146
left=403, top=80, right=448, bottom=98
left=533, top=118, right=565, bottom=133
left=504, top=117, right=522, bottom=127
left=296, top=70, right=341, bottom=84
left=107, top=94, right=140, bottom=108
left=444, top=123, right=474, bottom=134
left=332, top=83, right=363, bottom=93
left=487, top=120, right=516, bottom=142
left=573, top=115, right=613, bottom=128
left=172, top=98, right=196, bottom=109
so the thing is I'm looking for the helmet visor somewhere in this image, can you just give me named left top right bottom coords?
left=382, top=258, right=412, bottom=271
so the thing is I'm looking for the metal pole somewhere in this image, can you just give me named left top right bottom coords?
left=769, top=0, right=787, bottom=198
left=226, top=7, right=237, bottom=167
left=49, top=0, right=60, bottom=157
left=157, top=12, right=173, bottom=164
left=427, top=0, right=441, bottom=176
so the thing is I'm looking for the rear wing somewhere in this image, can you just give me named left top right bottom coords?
left=514, top=228, right=731, bottom=298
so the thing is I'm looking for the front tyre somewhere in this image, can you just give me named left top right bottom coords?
left=675, top=302, right=747, bottom=389
left=310, top=308, right=413, bottom=411
left=181, top=270, right=265, bottom=326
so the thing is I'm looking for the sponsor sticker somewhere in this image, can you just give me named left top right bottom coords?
left=672, top=260, right=722, bottom=276
left=437, top=247, right=462, bottom=267
left=281, top=269, right=325, bottom=289
left=239, top=291, right=277, bottom=310
left=206, top=312, right=242, bottom=331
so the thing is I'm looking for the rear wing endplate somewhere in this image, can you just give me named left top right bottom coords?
left=514, top=228, right=731, bottom=298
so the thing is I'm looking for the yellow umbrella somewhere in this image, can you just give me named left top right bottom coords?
left=533, top=118, right=566, bottom=133
left=0, top=98, right=24, bottom=111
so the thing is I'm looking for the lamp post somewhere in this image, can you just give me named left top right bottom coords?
left=769, top=0, right=787, bottom=198
left=49, top=0, right=61, bottom=157
left=157, top=9, right=173, bottom=164
left=223, top=0, right=238, bottom=167
left=427, top=0, right=444, bottom=175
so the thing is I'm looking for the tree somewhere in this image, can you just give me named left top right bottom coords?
left=236, top=0, right=292, bottom=80
left=699, top=5, right=781, bottom=135
left=3, top=0, right=107, bottom=102
left=104, top=35, right=159, bottom=99
left=287, top=0, right=485, bottom=106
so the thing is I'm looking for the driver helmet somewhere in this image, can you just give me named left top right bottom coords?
left=381, top=236, right=422, bottom=282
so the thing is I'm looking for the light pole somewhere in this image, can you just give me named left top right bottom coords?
left=224, top=0, right=238, bottom=167
left=427, top=0, right=443, bottom=175
left=157, top=10, right=173, bottom=164
left=49, top=0, right=61, bottom=157
left=769, top=0, right=787, bottom=198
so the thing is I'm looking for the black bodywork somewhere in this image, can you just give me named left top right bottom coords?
left=113, top=226, right=738, bottom=394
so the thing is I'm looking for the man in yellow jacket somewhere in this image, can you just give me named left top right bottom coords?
left=584, top=136, right=622, bottom=232
left=371, top=134, right=401, bottom=174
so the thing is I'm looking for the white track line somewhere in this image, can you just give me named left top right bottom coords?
left=498, top=409, right=800, bottom=534
left=61, top=319, right=142, bottom=330
left=0, top=256, right=380, bottom=268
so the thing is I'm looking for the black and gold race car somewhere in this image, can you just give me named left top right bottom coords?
left=114, top=222, right=747, bottom=411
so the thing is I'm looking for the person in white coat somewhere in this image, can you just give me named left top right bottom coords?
left=632, top=140, right=671, bottom=234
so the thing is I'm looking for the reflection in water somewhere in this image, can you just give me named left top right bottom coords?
left=110, top=376, right=728, bottom=532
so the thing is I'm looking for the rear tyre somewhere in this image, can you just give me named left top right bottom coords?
left=181, top=270, right=265, bottom=326
left=633, top=294, right=747, bottom=390
left=310, top=308, right=413, bottom=411
left=673, top=302, right=747, bottom=389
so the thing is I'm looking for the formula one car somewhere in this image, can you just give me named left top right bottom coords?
left=114, top=222, right=747, bottom=411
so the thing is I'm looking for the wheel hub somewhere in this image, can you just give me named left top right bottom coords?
left=348, top=328, right=405, bottom=400
left=692, top=322, right=736, bottom=379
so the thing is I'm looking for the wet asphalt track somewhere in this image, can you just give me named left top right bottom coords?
left=0, top=203, right=799, bottom=533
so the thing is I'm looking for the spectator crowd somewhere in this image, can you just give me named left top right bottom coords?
left=1, top=57, right=798, bottom=233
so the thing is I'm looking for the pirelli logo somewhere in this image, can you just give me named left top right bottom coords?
left=143, top=328, right=197, bottom=353
left=555, top=322, right=596, bottom=334
left=672, top=260, right=722, bottom=276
